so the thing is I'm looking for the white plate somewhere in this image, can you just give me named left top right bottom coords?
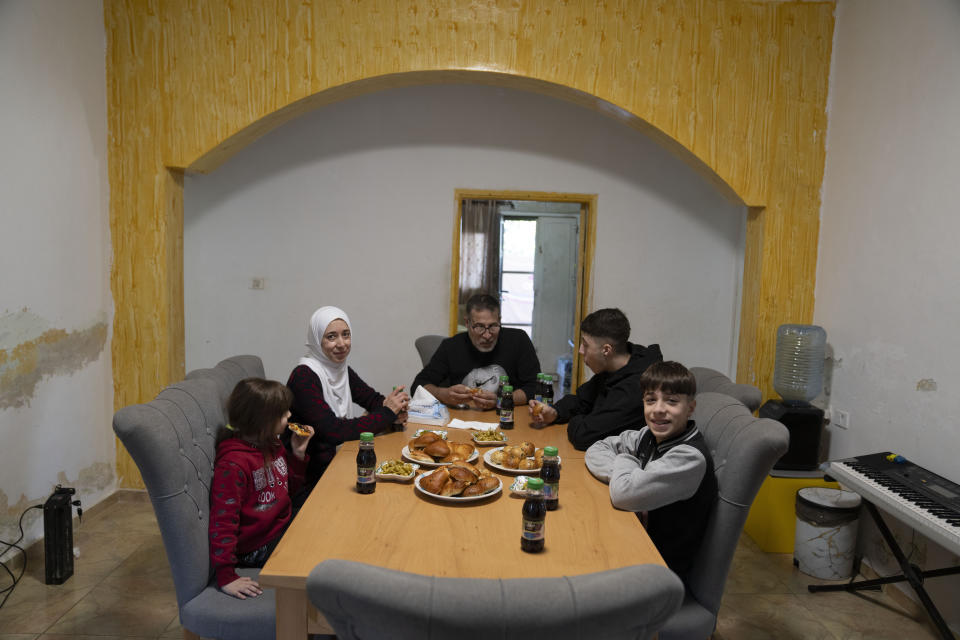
left=483, top=447, right=560, bottom=474
left=414, top=473, right=502, bottom=502
left=375, top=461, right=419, bottom=482
left=401, top=445, right=479, bottom=467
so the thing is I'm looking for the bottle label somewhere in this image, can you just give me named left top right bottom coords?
left=357, top=467, right=375, bottom=483
left=543, top=395, right=553, bottom=405
left=499, top=409, right=513, bottom=423
left=522, top=518, right=545, bottom=540
left=534, top=393, right=543, bottom=403
left=543, top=482, right=559, bottom=501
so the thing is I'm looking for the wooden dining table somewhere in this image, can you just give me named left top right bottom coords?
left=258, top=408, right=664, bottom=639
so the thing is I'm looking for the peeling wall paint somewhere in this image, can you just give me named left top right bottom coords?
left=0, top=309, right=108, bottom=409
left=0, top=489, right=44, bottom=562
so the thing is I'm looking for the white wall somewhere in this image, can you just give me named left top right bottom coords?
left=184, top=84, right=745, bottom=393
left=0, top=1, right=113, bottom=558
left=816, top=0, right=960, bottom=623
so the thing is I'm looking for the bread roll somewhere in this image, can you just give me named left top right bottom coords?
left=518, top=458, right=537, bottom=470
left=505, top=446, right=525, bottom=459
left=420, top=467, right=449, bottom=494
left=440, top=478, right=469, bottom=497
left=519, top=441, right=536, bottom=457
left=424, top=439, right=451, bottom=459
left=504, top=452, right=523, bottom=469
left=448, top=461, right=480, bottom=479
left=411, top=432, right=441, bottom=448
left=477, top=476, right=499, bottom=493
left=450, top=442, right=476, bottom=458
left=406, top=448, right=434, bottom=463
left=447, top=464, right=478, bottom=482
left=489, top=449, right=507, bottom=465
left=460, top=483, right=484, bottom=497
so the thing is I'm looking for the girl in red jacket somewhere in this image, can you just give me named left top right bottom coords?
left=209, top=378, right=314, bottom=599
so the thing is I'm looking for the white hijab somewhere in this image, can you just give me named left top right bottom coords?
left=299, top=306, right=358, bottom=419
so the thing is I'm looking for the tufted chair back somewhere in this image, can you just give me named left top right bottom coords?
left=690, top=367, right=762, bottom=412
left=185, top=354, right=266, bottom=409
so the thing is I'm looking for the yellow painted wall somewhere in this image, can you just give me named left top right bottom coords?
left=105, top=0, right=834, bottom=487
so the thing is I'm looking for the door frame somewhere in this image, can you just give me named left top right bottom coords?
left=451, top=189, right=597, bottom=388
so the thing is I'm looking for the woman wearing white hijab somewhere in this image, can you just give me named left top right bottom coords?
left=287, top=306, right=409, bottom=487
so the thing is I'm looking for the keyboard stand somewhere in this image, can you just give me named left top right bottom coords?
left=808, top=500, right=960, bottom=640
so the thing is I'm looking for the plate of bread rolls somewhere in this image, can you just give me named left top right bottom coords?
left=483, top=443, right=558, bottom=474
left=401, top=431, right=478, bottom=467
left=414, top=462, right=502, bottom=502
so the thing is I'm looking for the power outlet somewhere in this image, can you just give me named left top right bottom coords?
left=250, top=277, right=265, bottom=290
left=831, top=408, right=850, bottom=429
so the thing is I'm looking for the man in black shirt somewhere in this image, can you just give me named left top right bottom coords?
left=411, top=294, right=541, bottom=409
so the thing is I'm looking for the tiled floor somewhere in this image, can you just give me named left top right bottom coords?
left=0, top=490, right=945, bottom=639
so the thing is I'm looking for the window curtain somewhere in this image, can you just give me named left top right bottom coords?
left=458, top=199, right=503, bottom=316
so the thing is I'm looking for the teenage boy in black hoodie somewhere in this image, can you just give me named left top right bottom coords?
left=530, top=308, right=662, bottom=450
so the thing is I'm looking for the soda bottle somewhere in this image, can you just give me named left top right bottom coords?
left=521, top=477, right=546, bottom=552
left=540, top=446, right=560, bottom=511
left=542, top=374, right=554, bottom=405
left=356, top=432, right=376, bottom=494
left=496, top=375, right=508, bottom=410
left=499, top=385, right=515, bottom=430
left=534, top=373, right=544, bottom=403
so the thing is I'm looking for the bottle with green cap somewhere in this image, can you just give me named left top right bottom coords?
left=540, top=446, right=560, bottom=510
left=496, top=375, right=509, bottom=410
left=356, top=432, right=376, bottom=494
left=542, top=373, right=554, bottom=405
left=521, top=477, right=546, bottom=552
left=498, top=385, right=514, bottom=429
left=534, top=373, right=544, bottom=403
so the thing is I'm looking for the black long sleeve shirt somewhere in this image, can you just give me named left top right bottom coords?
left=411, top=329, right=541, bottom=400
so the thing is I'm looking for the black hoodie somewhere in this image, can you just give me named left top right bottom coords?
left=552, top=342, right=663, bottom=450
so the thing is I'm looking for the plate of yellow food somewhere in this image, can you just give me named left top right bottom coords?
left=375, top=460, right=419, bottom=482
left=471, top=430, right=508, bottom=446
left=414, top=463, right=502, bottom=502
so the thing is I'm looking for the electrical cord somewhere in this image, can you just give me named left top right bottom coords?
left=0, top=504, right=43, bottom=610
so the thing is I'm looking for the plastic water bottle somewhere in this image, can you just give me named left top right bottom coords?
left=773, top=324, right=827, bottom=404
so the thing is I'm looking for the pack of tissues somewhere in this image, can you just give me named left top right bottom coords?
left=406, top=386, right=450, bottom=426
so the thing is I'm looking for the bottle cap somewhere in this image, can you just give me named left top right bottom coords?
left=500, top=374, right=508, bottom=382
left=543, top=446, right=558, bottom=456
left=359, top=432, right=374, bottom=442
left=526, top=477, right=544, bottom=490
left=503, top=385, right=513, bottom=392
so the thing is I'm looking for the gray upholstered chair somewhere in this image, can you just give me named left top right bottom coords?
left=690, top=366, right=762, bottom=412
left=307, top=559, right=685, bottom=640
left=113, top=358, right=276, bottom=640
left=185, top=354, right=266, bottom=408
left=658, top=392, right=789, bottom=639
left=414, top=334, right=446, bottom=367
